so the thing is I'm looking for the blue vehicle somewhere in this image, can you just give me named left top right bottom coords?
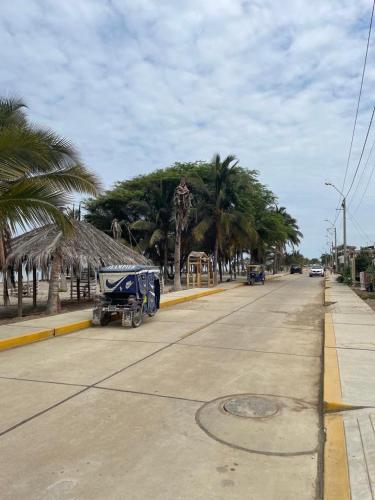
left=246, top=264, right=265, bottom=286
left=92, top=265, right=161, bottom=328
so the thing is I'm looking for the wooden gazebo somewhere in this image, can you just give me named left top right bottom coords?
left=186, top=251, right=214, bottom=288
left=5, top=220, right=150, bottom=316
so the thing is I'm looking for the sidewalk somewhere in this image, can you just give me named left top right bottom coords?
left=324, top=275, right=375, bottom=500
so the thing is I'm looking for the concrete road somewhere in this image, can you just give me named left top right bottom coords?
left=0, top=274, right=324, bottom=500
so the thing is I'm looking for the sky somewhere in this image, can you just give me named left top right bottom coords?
left=1, top=0, right=375, bottom=257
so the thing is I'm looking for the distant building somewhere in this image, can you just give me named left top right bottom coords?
left=334, top=244, right=357, bottom=265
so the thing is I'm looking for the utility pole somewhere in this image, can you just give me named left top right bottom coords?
left=325, top=182, right=348, bottom=270
left=325, top=219, right=338, bottom=272
left=342, top=197, right=347, bottom=268
left=333, top=226, right=338, bottom=272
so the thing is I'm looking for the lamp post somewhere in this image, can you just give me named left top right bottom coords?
left=325, top=182, right=347, bottom=269
left=325, top=219, right=338, bottom=272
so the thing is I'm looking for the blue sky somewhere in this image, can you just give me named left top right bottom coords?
left=1, top=0, right=375, bottom=257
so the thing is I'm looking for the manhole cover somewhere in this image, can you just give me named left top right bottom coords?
left=196, top=394, right=318, bottom=455
left=223, top=395, right=279, bottom=418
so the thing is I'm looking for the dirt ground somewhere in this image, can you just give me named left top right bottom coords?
left=353, top=287, right=375, bottom=312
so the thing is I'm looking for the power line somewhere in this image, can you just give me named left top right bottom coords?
left=348, top=214, right=368, bottom=244
left=341, top=0, right=375, bottom=194
left=348, top=132, right=375, bottom=208
left=353, top=157, right=375, bottom=213
left=345, top=105, right=375, bottom=197
left=347, top=209, right=372, bottom=244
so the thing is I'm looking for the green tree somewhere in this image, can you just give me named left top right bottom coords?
left=85, top=157, right=302, bottom=284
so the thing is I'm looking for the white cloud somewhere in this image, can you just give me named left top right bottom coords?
left=1, top=0, right=375, bottom=256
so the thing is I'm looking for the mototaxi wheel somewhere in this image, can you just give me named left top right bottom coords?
left=132, top=304, right=143, bottom=328
left=148, top=308, right=156, bottom=317
left=100, top=313, right=111, bottom=326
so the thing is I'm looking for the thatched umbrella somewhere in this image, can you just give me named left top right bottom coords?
left=6, top=220, right=150, bottom=315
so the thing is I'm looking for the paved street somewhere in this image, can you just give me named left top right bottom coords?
left=0, top=274, right=324, bottom=500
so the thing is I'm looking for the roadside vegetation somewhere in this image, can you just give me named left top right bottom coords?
left=85, top=156, right=302, bottom=283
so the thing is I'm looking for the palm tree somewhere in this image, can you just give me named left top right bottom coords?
left=193, top=154, right=253, bottom=285
left=131, top=178, right=176, bottom=280
left=0, top=97, right=100, bottom=310
left=272, top=206, right=303, bottom=272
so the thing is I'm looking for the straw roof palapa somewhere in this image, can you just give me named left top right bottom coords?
left=6, top=220, right=150, bottom=269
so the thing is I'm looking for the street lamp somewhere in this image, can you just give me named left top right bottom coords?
left=325, top=219, right=338, bottom=272
left=325, top=182, right=347, bottom=268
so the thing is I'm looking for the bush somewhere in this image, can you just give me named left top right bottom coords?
left=337, top=267, right=352, bottom=285
left=365, top=263, right=375, bottom=291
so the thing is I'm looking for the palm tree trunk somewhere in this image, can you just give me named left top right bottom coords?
left=17, top=262, right=23, bottom=317
left=3, top=270, right=10, bottom=306
left=213, top=236, right=219, bottom=286
left=219, top=260, right=223, bottom=283
left=174, top=228, right=182, bottom=290
left=1, top=226, right=10, bottom=305
left=47, top=251, right=62, bottom=314
left=163, top=238, right=169, bottom=282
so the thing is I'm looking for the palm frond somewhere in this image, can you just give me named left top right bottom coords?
left=193, top=217, right=212, bottom=242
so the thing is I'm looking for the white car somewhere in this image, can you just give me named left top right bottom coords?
left=309, top=265, right=325, bottom=277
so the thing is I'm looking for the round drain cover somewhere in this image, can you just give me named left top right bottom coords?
left=223, top=395, right=279, bottom=418
left=196, top=393, right=318, bottom=455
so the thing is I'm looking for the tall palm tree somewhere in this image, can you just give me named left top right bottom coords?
left=193, top=154, right=253, bottom=285
left=272, top=206, right=303, bottom=272
left=0, top=97, right=100, bottom=309
left=131, top=178, right=176, bottom=280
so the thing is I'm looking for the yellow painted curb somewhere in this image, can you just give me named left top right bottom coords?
left=324, top=401, right=356, bottom=412
left=0, top=328, right=54, bottom=352
left=324, top=312, right=352, bottom=499
left=160, top=288, right=225, bottom=308
left=54, top=320, right=92, bottom=336
left=324, top=414, right=351, bottom=500
left=324, top=313, right=342, bottom=405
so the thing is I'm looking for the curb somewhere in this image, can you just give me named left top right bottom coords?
left=0, top=328, right=54, bottom=352
left=324, top=414, right=351, bottom=500
left=323, top=279, right=351, bottom=500
left=159, top=288, right=225, bottom=308
left=0, top=321, right=92, bottom=353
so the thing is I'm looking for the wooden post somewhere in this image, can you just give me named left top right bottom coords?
left=17, top=262, right=22, bottom=317
left=32, top=266, right=37, bottom=308
left=187, top=256, right=190, bottom=288
left=88, top=265, right=91, bottom=299
left=77, top=275, right=81, bottom=301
